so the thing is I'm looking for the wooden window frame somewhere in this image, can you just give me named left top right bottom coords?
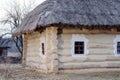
left=74, top=41, right=84, bottom=54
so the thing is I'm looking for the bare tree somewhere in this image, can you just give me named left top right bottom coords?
left=0, top=0, right=38, bottom=58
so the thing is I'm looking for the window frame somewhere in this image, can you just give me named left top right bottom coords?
left=71, top=34, right=88, bottom=57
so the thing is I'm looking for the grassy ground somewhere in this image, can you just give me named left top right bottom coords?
left=0, top=67, right=120, bottom=80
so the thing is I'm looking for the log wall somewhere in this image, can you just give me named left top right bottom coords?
left=45, top=27, right=58, bottom=73
left=25, top=32, right=46, bottom=72
left=58, top=28, right=120, bottom=73
left=24, top=27, right=58, bottom=73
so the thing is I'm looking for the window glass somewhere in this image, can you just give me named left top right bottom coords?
left=42, top=43, right=45, bottom=55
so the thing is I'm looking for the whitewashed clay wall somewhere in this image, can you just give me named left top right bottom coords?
left=58, top=28, right=120, bottom=73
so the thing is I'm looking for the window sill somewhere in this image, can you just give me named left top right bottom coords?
left=72, top=54, right=87, bottom=57
left=115, top=54, right=120, bottom=57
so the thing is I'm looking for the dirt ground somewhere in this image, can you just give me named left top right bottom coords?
left=0, top=67, right=120, bottom=80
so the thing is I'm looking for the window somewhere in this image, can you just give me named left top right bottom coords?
left=0, top=49, right=7, bottom=57
left=71, top=34, right=88, bottom=57
left=0, top=49, right=3, bottom=56
left=117, top=42, right=120, bottom=54
left=42, top=43, right=45, bottom=55
left=40, top=36, right=45, bottom=57
left=74, top=42, right=84, bottom=54
left=114, top=35, right=120, bottom=56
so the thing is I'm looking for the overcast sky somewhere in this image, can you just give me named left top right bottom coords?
left=0, top=0, right=45, bottom=36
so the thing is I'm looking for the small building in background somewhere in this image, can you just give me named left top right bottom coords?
left=0, top=38, right=21, bottom=63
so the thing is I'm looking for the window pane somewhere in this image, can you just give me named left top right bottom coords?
left=80, top=42, right=84, bottom=45
left=80, top=51, right=84, bottom=54
left=117, top=42, right=120, bottom=47
left=80, top=47, right=84, bottom=50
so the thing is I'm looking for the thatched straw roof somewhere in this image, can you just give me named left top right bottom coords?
left=15, top=0, right=120, bottom=33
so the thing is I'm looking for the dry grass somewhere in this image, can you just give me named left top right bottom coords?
left=0, top=66, right=120, bottom=80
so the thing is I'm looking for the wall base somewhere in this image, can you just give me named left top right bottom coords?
left=59, top=68, right=120, bottom=74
